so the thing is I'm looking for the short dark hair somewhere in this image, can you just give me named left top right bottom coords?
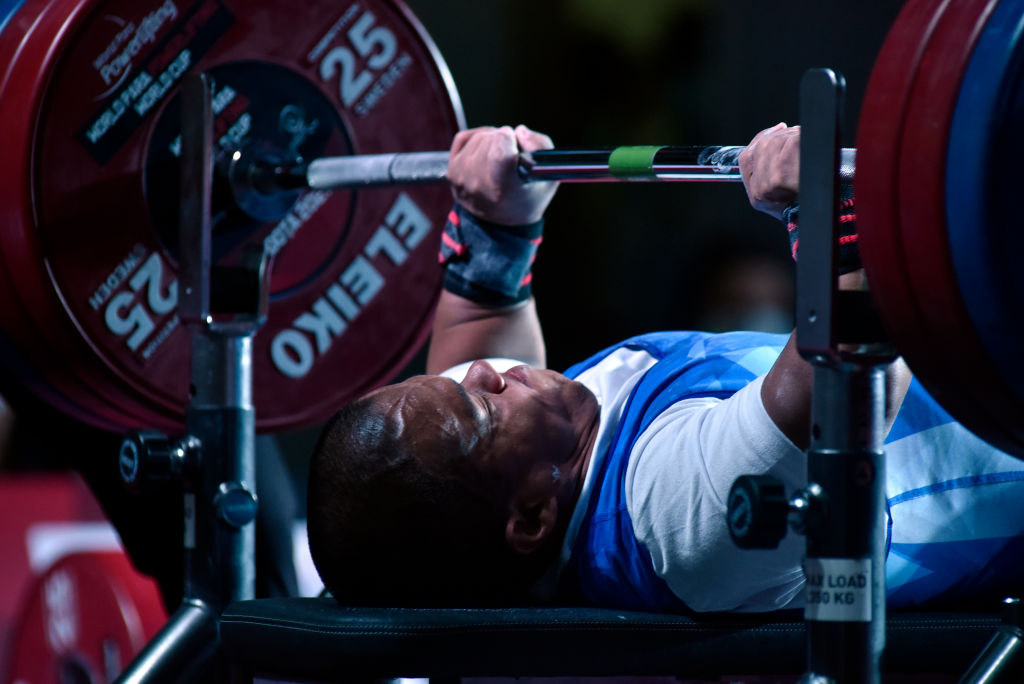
left=307, top=392, right=540, bottom=606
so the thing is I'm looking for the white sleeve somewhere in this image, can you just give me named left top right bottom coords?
left=625, top=375, right=808, bottom=612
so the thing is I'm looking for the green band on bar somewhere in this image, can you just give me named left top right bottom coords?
left=608, top=146, right=664, bottom=178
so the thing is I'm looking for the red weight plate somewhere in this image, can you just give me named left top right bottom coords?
left=0, top=1, right=170, bottom=431
left=0, top=0, right=465, bottom=432
left=857, top=0, right=1024, bottom=454
left=857, top=0, right=950, bottom=421
left=5, top=551, right=167, bottom=683
left=894, top=0, right=1024, bottom=454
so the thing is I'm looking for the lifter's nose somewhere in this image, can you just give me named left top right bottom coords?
left=461, top=360, right=506, bottom=393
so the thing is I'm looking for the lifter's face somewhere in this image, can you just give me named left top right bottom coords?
left=367, top=361, right=599, bottom=492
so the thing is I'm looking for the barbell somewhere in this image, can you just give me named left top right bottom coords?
left=229, top=146, right=856, bottom=213
left=0, top=0, right=1020, bottom=456
left=228, top=144, right=854, bottom=223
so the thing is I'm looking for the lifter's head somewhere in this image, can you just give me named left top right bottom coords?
left=307, top=360, right=599, bottom=606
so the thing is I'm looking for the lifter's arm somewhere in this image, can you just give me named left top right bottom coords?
left=426, top=125, right=557, bottom=374
left=427, top=293, right=545, bottom=373
left=739, top=124, right=911, bottom=449
left=760, top=284, right=910, bottom=451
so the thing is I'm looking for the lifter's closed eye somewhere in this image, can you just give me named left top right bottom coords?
left=452, top=378, right=490, bottom=427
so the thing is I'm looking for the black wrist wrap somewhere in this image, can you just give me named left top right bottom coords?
left=782, top=183, right=861, bottom=274
left=438, top=204, right=544, bottom=306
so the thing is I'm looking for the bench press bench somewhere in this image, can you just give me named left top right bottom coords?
left=219, top=600, right=1003, bottom=681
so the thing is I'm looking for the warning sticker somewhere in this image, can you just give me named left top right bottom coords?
left=803, top=557, right=872, bottom=622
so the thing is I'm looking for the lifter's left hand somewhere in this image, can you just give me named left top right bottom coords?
left=739, top=123, right=801, bottom=220
left=447, top=124, right=557, bottom=226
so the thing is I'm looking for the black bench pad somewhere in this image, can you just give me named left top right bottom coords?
left=220, top=597, right=1000, bottom=680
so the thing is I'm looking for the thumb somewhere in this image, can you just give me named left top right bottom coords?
left=514, top=124, right=554, bottom=153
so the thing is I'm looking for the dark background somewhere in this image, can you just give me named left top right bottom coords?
left=402, top=0, right=904, bottom=372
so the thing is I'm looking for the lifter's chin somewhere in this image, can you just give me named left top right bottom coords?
left=509, top=365, right=598, bottom=421
left=564, top=379, right=600, bottom=423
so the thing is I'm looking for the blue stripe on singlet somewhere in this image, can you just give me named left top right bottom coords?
left=888, top=470, right=1024, bottom=507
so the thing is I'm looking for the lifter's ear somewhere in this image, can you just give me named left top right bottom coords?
left=505, top=495, right=558, bottom=555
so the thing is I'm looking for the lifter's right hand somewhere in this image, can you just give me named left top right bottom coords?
left=447, top=124, right=557, bottom=226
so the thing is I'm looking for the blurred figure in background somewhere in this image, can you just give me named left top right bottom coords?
left=693, top=245, right=794, bottom=334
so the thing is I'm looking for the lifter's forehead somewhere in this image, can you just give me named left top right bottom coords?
left=367, top=375, right=486, bottom=453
